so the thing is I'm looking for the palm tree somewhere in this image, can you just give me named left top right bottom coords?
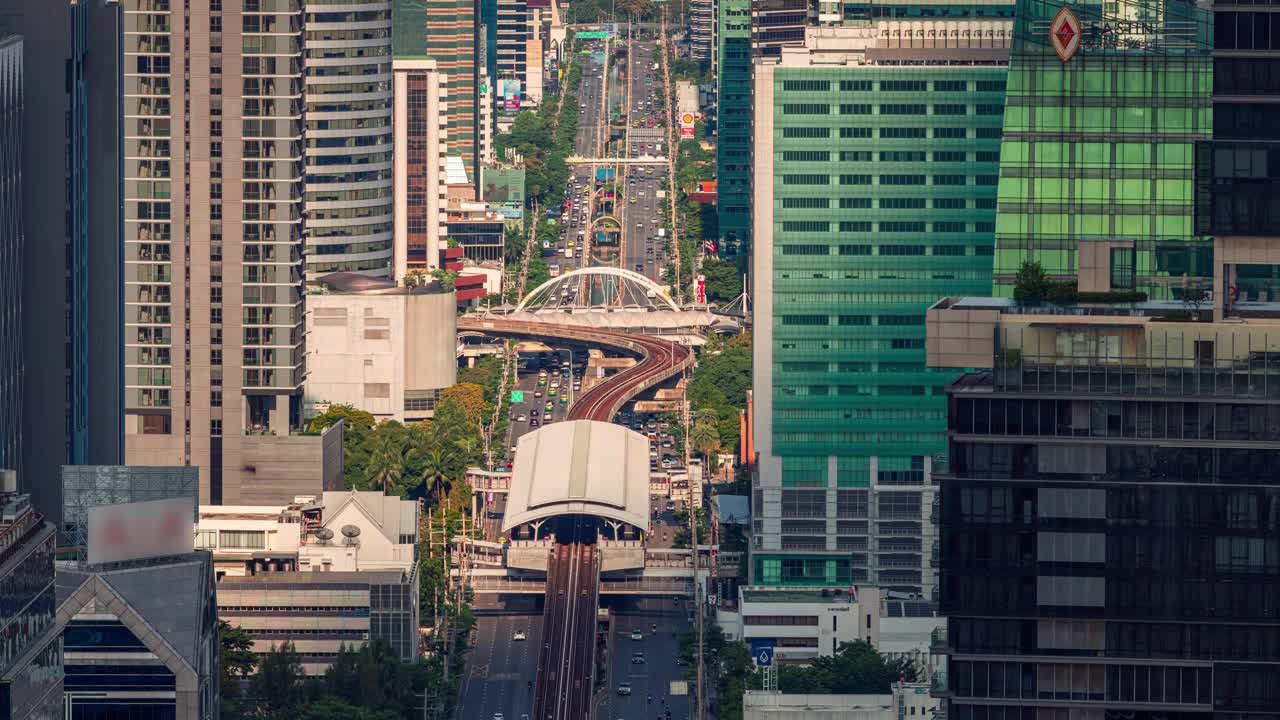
left=419, top=446, right=458, bottom=504
left=366, top=434, right=405, bottom=495
left=689, top=419, right=721, bottom=463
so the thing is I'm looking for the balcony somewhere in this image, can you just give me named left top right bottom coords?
left=929, top=626, right=946, bottom=652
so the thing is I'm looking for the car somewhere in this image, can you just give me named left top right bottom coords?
left=631, top=653, right=646, bottom=664
left=506, top=460, right=513, bottom=469
left=494, top=715, right=504, bottom=720
left=561, top=395, right=569, bottom=404
left=545, top=402, right=554, bottom=411
left=534, top=390, right=543, bottom=398
left=630, top=630, right=644, bottom=640
left=617, top=683, right=632, bottom=696
left=548, top=388, right=557, bottom=397
left=530, top=418, right=540, bottom=426
left=516, top=414, right=527, bottom=422
left=513, top=631, right=527, bottom=641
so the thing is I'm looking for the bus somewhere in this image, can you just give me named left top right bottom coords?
left=549, top=264, right=561, bottom=278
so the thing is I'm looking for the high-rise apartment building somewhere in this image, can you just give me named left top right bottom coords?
left=123, top=0, right=308, bottom=505
left=0, top=34, right=21, bottom=478
left=750, top=23, right=1010, bottom=595
left=7, top=0, right=126, bottom=525
left=751, top=0, right=810, bottom=57
left=928, top=299, right=1280, bottom=715
left=690, top=0, right=716, bottom=64
left=990, top=0, right=1214, bottom=300
left=303, top=0, right=395, bottom=279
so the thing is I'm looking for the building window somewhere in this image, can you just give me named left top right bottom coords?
left=195, top=530, right=217, bottom=549
left=219, top=530, right=266, bottom=550
left=1111, top=247, right=1136, bottom=289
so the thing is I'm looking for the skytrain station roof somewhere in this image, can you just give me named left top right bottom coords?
left=501, top=420, right=651, bottom=533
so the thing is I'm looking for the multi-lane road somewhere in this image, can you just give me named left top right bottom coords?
left=619, top=32, right=670, bottom=283
left=596, top=598, right=692, bottom=720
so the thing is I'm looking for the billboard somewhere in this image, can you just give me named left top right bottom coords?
left=695, top=274, right=706, bottom=304
left=578, top=30, right=613, bottom=39
left=500, top=78, right=522, bottom=111
left=87, top=497, right=195, bottom=565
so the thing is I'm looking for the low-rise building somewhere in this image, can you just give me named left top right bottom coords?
left=57, top=552, right=219, bottom=720
left=305, top=273, right=457, bottom=423
left=744, top=682, right=937, bottom=720
left=203, top=490, right=421, bottom=674
left=733, top=586, right=882, bottom=663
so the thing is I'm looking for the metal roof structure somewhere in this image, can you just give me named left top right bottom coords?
left=501, top=420, right=651, bottom=533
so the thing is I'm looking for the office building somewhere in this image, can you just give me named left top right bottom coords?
left=990, top=0, right=1213, bottom=299
left=122, top=0, right=310, bottom=506
left=730, top=586, right=883, bottom=663
left=57, top=550, right=219, bottom=720
left=304, top=0, right=396, bottom=279
left=0, top=35, right=21, bottom=479
left=7, top=0, right=125, bottom=524
left=393, top=58, right=450, bottom=281
left=928, top=296, right=1280, bottom=715
left=749, top=23, right=1009, bottom=595
left=211, top=490, right=420, bottom=674
left=496, top=0, right=530, bottom=105
left=1208, top=0, right=1280, bottom=295
left=0, top=472, right=64, bottom=720
left=406, top=0, right=482, bottom=185
left=715, top=0, right=752, bottom=257
left=305, top=273, right=458, bottom=422
left=751, top=0, right=810, bottom=57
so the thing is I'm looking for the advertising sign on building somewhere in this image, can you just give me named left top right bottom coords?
left=695, top=274, right=706, bottom=304
left=87, top=497, right=195, bottom=565
left=500, top=78, right=522, bottom=111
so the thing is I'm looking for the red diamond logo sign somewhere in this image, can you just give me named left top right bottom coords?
left=1050, top=6, right=1082, bottom=62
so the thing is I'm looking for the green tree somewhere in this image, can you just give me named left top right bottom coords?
left=419, top=446, right=458, bottom=502
left=701, top=257, right=742, bottom=302
left=249, top=641, right=306, bottom=719
left=365, top=430, right=408, bottom=495
left=689, top=416, right=721, bottom=462
left=307, top=404, right=376, bottom=435
left=218, top=620, right=257, bottom=718
left=1013, top=259, right=1051, bottom=303
left=777, top=640, right=921, bottom=694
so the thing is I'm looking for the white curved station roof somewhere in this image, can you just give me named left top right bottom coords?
left=501, top=420, right=651, bottom=533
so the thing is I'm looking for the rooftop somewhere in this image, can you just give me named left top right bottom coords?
left=741, top=587, right=864, bottom=605
left=308, top=272, right=447, bottom=296
left=502, top=420, right=651, bottom=532
left=217, top=569, right=407, bottom=586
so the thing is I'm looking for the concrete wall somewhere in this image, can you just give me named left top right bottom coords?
left=238, top=434, right=330, bottom=505
left=305, top=289, right=457, bottom=422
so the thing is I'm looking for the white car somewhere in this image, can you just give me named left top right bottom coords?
left=630, top=630, right=643, bottom=640
left=517, top=414, right=527, bottom=422
left=494, top=715, right=504, bottom=720
left=513, top=631, right=527, bottom=641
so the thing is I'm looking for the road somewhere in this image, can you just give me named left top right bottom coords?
left=533, top=541, right=599, bottom=720
left=619, top=29, right=670, bottom=284
left=596, top=597, right=693, bottom=720
left=457, top=614, right=543, bottom=720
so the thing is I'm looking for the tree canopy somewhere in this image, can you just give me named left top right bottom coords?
left=777, top=640, right=921, bottom=694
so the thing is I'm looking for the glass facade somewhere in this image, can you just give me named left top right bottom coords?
left=938, top=322, right=1280, bottom=716
left=716, top=0, right=752, bottom=257
left=0, top=507, right=63, bottom=720
left=992, top=0, right=1215, bottom=299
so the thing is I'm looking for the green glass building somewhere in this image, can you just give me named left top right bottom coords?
left=750, top=23, right=1010, bottom=594
left=716, top=0, right=752, bottom=257
left=992, top=0, right=1214, bottom=298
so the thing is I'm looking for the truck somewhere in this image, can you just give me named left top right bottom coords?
left=563, top=247, right=572, bottom=258
left=657, top=228, right=665, bottom=238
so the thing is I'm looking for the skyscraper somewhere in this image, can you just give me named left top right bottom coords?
left=123, top=0, right=308, bottom=505
left=0, top=33, right=22, bottom=479
left=392, top=58, right=450, bottom=279
left=715, top=0, right=752, bottom=257
left=425, top=0, right=482, bottom=184
left=303, top=0, right=396, bottom=279
left=990, top=0, right=1214, bottom=299
left=7, top=0, right=125, bottom=525
left=750, top=22, right=1010, bottom=595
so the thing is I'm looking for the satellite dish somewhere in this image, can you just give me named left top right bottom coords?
left=314, top=527, right=334, bottom=543
left=341, top=525, right=362, bottom=545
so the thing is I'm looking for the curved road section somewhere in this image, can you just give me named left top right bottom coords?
left=456, top=318, right=693, bottom=422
